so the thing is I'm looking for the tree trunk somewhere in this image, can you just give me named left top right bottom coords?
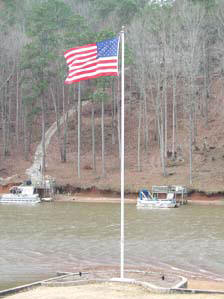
left=111, top=78, right=115, bottom=145
left=190, top=75, right=197, bottom=146
left=101, top=100, right=105, bottom=177
left=172, top=67, right=177, bottom=159
left=117, top=78, right=121, bottom=160
left=41, top=95, right=46, bottom=181
left=23, top=105, right=29, bottom=161
left=7, top=79, right=12, bottom=153
left=16, top=70, right=20, bottom=146
left=91, top=100, right=96, bottom=172
left=50, top=86, right=63, bottom=161
left=2, top=79, right=10, bottom=157
left=1, top=83, right=7, bottom=158
left=143, top=90, right=149, bottom=152
left=63, top=111, right=68, bottom=163
left=159, top=116, right=167, bottom=177
left=193, top=102, right=197, bottom=145
left=28, top=124, right=32, bottom=154
left=163, top=72, right=168, bottom=159
left=189, top=108, right=193, bottom=185
left=77, top=81, right=81, bottom=178
left=203, top=41, right=210, bottom=127
left=137, top=99, right=142, bottom=172
left=152, top=77, right=167, bottom=177
left=155, top=89, right=167, bottom=177
left=62, top=84, right=68, bottom=163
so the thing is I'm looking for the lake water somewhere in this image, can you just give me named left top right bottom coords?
left=0, top=202, right=224, bottom=290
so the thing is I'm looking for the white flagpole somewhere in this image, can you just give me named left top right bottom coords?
left=120, top=26, right=125, bottom=279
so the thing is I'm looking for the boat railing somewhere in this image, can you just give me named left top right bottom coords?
left=152, top=185, right=187, bottom=194
left=152, top=186, right=169, bottom=193
left=152, top=185, right=187, bottom=205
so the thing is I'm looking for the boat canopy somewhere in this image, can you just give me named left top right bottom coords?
left=138, top=189, right=153, bottom=201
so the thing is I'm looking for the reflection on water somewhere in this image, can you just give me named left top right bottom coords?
left=0, top=202, right=224, bottom=289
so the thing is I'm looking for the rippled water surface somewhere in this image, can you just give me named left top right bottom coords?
left=0, top=202, right=224, bottom=290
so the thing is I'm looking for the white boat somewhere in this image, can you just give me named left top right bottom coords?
left=0, top=185, right=41, bottom=204
left=41, top=197, right=53, bottom=202
left=136, top=189, right=177, bottom=209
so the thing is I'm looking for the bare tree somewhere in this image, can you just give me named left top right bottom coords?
left=177, top=0, right=205, bottom=184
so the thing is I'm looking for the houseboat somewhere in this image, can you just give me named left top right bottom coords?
left=0, top=185, right=41, bottom=204
left=136, top=189, right=177, bottom=209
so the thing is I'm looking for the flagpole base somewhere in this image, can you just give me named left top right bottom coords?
left=110, top=278, right=136, bottom=283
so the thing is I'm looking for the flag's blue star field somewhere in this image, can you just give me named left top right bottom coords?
left=97, top=37, right=119, bottom=58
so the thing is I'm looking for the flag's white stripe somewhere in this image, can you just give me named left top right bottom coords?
left=69, top=58, right=97, bottom=70
left=68, top=55, right=97, bottom=65
left=66, top=50, right=97, bottom=64
left=69, top=58, right=97, bottom=69
left=65, top=69, right=118, bottom=82
left=68, top=63, right=118, bottom=77
left=64, top=45, right=97, bottom=58
left=69, top=56, right=118, bottom=69
left=66, top=52, right=96, bottom=65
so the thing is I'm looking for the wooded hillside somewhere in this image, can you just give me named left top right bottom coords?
left=1, top=0, right=224, bottom=193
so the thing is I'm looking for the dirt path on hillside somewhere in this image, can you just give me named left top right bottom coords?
left=25, top=108, right=76, bottom=183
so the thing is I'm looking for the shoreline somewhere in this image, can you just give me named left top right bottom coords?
left=54, top=194, right=224, bottom=205
left=54, top=194, right=136, bottom=203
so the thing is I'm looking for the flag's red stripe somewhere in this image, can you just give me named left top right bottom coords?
left=65, top=49, right=97, bottom=61
left=68, top=66, right=118, bottom=78
left=64, top=44, right=96, bottom=56
left=65, top=73, right=118, bottom=84
left=67, top=53, right=97, bottom=65
left=70, top=58, right=97, bottom=68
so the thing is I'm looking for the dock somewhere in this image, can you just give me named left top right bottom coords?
left=32, top=177, right=56, bottom=201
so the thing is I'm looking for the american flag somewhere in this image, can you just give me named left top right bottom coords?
left=64, top=37, right=119, bottom=84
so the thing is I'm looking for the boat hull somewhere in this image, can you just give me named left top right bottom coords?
left=136, top=199, right=177, bottom=209
left=0, top=194, right=41, bottom=204
left=0, top=185, right=41, bottom=204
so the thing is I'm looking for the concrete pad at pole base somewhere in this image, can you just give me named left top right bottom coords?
left=110, top=277, right=136, bottom=283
